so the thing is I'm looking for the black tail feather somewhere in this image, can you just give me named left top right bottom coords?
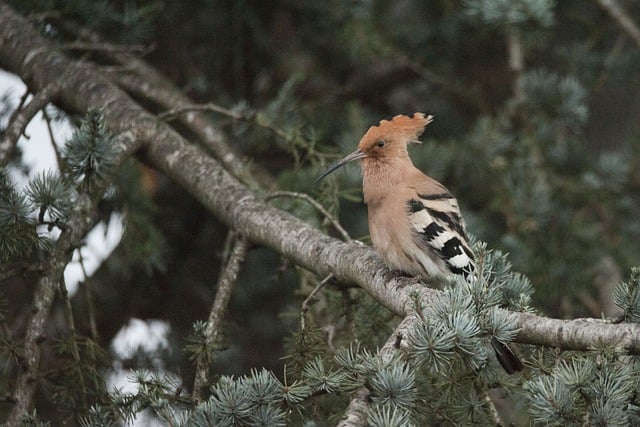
left=490, top=336, right=523, bottom=374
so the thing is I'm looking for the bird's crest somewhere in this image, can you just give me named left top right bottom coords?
left=361, top=113, right=433, bottom=146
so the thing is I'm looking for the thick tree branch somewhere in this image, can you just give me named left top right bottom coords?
left=514, top=311, right=638, bottom=351
left=1, top=2, right=639, bottom=420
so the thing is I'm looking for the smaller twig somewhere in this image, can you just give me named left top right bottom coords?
left=266, top=191, right=351, bottom=242
left=573, top=315, right=625, bottom=324
left=159, top=103, right=293, bottom=143
left=594, top=0, right=640, bottom=48
left=58, top=274, right=90, bottom=410
left=506, top=27, right=524, bottom=75
left=0, top=84, right=58, bottom=166
left=61, top=41, right=154, bottom=56
left=193, top=233, right=250, bottom=402
left=159, top=103, right=242, bottom=121
left=41, top=107, right=65, bottom=171
left=58, top=277, right=79, bottom=359
left=300, top=274, right=334, bottom=331
left=506, top=27, right=525, bottom=106
left=16, top=88, right=30, bottom=111
left=98, top=64, right=137, bottom=75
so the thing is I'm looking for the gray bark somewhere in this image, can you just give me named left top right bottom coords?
left=1, top=1, right=638, bottom=422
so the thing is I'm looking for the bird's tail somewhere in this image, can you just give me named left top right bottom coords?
left=490, top=336, right=523, bottom=374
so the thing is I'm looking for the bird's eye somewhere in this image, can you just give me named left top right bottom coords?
left=376, top=140, right=385, bottom=148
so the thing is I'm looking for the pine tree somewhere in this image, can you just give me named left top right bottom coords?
left=1, top=0, right=639, bottom=425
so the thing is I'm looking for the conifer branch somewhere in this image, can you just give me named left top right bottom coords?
left=158, top=103, right=305, bottom=153
left=339, top=315, right=416, bottom=427
left=142, top=100, right=640, bottom=357
left=2, top=4, right=640, bottom=424
left=61, top=40, right=152, bottom=56
left=300, top=274, right=334, bottom=331
left=6, top=194, right=92, bottom=426
left=78, top=252, right=99, bottom=340
left=2, top=0, right=638, bottom=359
left=108, top=68, right=275, bottom=189
left=506, top=27, right=525, bottom=105
left=266, top=191, right=351, bottom=242
left=4, top=128, right=137, bottom=426
left=594, top=0, right=640, bottom=48
left=0, top=84, right=58, bottom=166
left=193, top=234, right=250, bottom=402
left=41, top=107, right=64, bottom=171
left=158, top=103, right=243, bottom=122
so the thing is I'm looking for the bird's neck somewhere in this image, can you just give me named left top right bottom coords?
left=361, top=156, right=417, bottom=205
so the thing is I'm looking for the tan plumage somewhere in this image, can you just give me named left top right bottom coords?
left=316, top=113, right=522, bottom=374
left=359, top=114, right=473, bottom=278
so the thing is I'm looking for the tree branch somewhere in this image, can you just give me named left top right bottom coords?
left=0, top=84, right=58, bottom=166
left=266, top=191, right=351, bottom=242
left=61, top=40, right=153, bottom=55
left=41, top=106, right=64, bottom=171
left=594, top=0, right=640, bottom=48
left=4, top=129, right=137, bottom=426
left=506, top=27, right=525, bottom=105
left=2, top=0, right=638, bottom=356
left=193, top=234, right=250, bottom=402
left=300, top=274, right=334, bottom=331
left=339, top=315, right=416, bottom=427
left=0, top=4, right=146, bottom=421
left=48, top=21, right=278, bottom=191
left=1, top=3, right=640, bottom=420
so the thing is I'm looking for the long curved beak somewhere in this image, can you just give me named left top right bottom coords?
left=314, top=149, right=367, bottom=183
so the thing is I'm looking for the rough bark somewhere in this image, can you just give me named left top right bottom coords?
left=1, top=0, right=638, bottom=361
left=1, top=1, right=639, bottom=421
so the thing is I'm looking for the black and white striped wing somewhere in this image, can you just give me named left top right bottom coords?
left=406, top=192, right=475, bottom=277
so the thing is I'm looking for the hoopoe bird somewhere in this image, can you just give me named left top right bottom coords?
left=316, top=113, right=522, bottom=374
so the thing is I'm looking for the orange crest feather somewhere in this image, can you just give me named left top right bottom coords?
left=361, top=113, right=433, bottom=146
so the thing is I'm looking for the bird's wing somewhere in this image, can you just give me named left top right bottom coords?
left=406, top=189, right=475, bottom=277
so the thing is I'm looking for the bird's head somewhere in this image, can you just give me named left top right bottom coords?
left=314, top=113, right=433, bottom=182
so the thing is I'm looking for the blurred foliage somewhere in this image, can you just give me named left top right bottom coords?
left=1, top=0, right=640, bottom=424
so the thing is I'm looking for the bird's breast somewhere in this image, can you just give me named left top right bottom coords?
left=366, top=192, right=452, bottom=278
left=367, top=201, right=421, bottom=276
